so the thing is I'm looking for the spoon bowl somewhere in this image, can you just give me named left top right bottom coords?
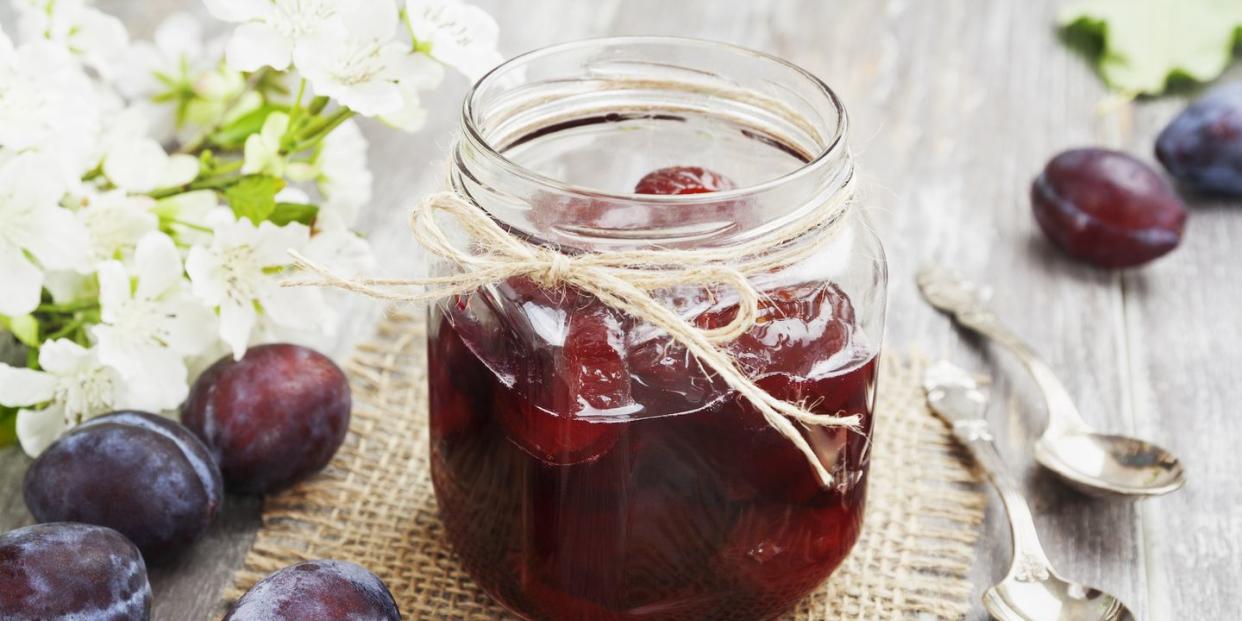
left=917, top=265, right=1186, bottom=498
left=985, top=571, right=1136, bottom=621
left=1036, top=431, right=1185, bottom=497
left=924, top=361, right=1138, bottom=621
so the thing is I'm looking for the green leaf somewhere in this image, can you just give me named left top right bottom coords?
left=225, top=175, right=286, bottom=224
left=0, top=407, right=16, bottom=448
left=269, top=202, right=320, bottom=226
left=1060, top=0, right=1242, bottom=95
left=209, top=104, right=285, bottom=148
left=0, top=314, right=39, bottom=347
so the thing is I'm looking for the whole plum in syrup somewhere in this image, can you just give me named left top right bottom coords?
left=0, top=522, right=151, bottom=620
left=1156, top=83, right=1242, bottom=196
left=1032, top=148, right=1187, bottom=268
left=182, top=344, right=350, bottom=494
left=224, top=560, right=400, bottom=621
left=428, top=166, right=875, bottom=620
left=23, top=411, right=223, bottom=560
left=635, top=166, right=737, bottom=195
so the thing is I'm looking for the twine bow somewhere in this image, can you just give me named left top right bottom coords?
left=287, top=177, right=861, bottom=486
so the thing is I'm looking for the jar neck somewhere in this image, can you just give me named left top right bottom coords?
left=451, top=36, right=853, bottom=251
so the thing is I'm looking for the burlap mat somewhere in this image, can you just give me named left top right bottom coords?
left=224, top=313, right=986, bottom=620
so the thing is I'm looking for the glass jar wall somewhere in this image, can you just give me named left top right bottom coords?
left=427, top=37, right=887, bottom=621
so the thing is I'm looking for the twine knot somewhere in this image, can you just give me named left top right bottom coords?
left=285, top=176, right=861, bottom=487
left=538, top=252, right=575, bottom=288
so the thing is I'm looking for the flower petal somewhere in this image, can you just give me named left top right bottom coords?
left=95, top=261, right=132, bottom=324
left=219, top=296, right=257, bottom=360
left=159, top=294, right=218, bottom=356
left=154, top=12, right=205, bottom=58
left=37, top=339, right=93, bottom=377
left=22, top=205, right=91, bottom=273
left=263, top=285, right=332, bottom=333
left=110, top=344, right=189, bottom=412
left=254, top=221, right=310, bottom=266
left=203, top=0, right=270, bottom=23
left=226, top=21, right=292, bottom=72
left=340, top=0, right=398, bottom=41
left=16, top=405, right=67, bottom=457
left=162, top=154, right=200, bottom=188
left=0, top=365, right=56, bottom=408
left=0, top=242, right=44, bottom=317
left=133, top=232, right=183, bottom=300
left=103, top=138, right=168, bottom=194
left=186, top=246, right=226, bottom=307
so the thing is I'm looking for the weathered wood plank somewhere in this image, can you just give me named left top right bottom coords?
left=2, top=1, right=1238, bottom=620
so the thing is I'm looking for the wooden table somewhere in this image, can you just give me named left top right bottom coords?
left=2, top=1, right=1237, bottom=618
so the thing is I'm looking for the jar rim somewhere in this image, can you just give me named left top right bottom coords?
left=461, top=35, right=849, bottom=205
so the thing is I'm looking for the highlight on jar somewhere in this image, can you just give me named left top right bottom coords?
left=424, top=37, right=888, bottom=621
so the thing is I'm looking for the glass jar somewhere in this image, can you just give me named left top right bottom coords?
left=427, top=37, right=887, bottom=621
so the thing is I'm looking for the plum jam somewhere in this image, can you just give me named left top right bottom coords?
left=430, top=282, right=876, bottom=621
left=429, top=37, right=887, bottom=621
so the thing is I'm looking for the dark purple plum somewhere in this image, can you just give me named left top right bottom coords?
left=1156, top=83, right=1242, bottom=195
left=0, top=522, right=151, bottom=620
left=23, top=411, right=222, bottom=560
left=1032, top=148, right=1187, bottom=268
left=182, top=343, right=350, bottom=494
left=223, top=560, right=400, bottom=621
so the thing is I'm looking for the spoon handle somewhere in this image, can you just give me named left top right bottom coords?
left=923, top=361, right=1055, bottom=580
left=916, top=265, right=1090, bottom=434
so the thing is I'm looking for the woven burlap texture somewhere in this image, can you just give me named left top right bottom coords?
left=225, top=314, right=986, bottom=620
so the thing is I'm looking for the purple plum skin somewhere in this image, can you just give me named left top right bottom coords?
left=23, top=411, right=223, bottom=560
left=0, top=522, right=151, bottom=620
left=1032, top=148, right=1187, bottom=268
left=182, top=344, right=351, bottom=495
left=1156, top=83, right=1242, bottom=196
left=223, top=560, right=400, bottom=621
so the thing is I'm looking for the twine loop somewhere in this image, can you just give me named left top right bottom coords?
left=287, top=175, right=861, bottom=486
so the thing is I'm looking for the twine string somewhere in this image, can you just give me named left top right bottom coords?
left=286, top=176, right=859, bottom=486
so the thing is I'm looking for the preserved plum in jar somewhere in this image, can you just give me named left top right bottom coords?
left=428, top=37, right=886, bottom=621
left=429, top=278, right=876, bottom=621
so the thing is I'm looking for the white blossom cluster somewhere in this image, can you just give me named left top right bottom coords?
left=0, top=0, right=502, bottom=456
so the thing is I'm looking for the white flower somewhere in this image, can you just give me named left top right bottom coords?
left=153, top=187, right=217, bottom=236
left=92, top=232, right=216, bottom=411
left=295, top=0, right=440, bottom=117
left=378, top=55, right=443, bottom=131
left=76, top=189, right=159, bottom=262
left=0, top=36, right=100, bottom=178
left=116, top=13, right=244, bottom=142
left=314, top=120, right=372, bottom=227
left=0, top=339, right=128, bottom=456
left=103, top=138, right=200, bottom=194
left=205, top=0, right=346, bottom=72
left=0, top=154, right=91, bottom=317
left=114, top=12, right=208, bottom=98
left=405, top=0, right=502, bottom=80
left=12, top=0, right=129, bottom=78
left=186, top=210, right=332, bottom=359
left=242, top=111, right=289, bottom=176
left=304, top=227, right=376, bottom=276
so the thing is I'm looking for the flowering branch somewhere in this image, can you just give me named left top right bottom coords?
left=0, top=0, right=503, bottom=456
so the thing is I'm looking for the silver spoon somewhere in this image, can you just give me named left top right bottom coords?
left=917, top=265, right=1184, bottom=498
left=924, top=361, right=1136, bottom=621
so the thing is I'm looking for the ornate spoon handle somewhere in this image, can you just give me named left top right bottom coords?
left=916, top=265, right=1090, bottom=435
left=923, top=362, right=1054, bottom=582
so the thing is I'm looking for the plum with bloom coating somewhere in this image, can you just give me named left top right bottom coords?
left=1156, top=83, right=1242, bottom=196
left=0, top=522, right=151, bottom=620
left=23, top=411, right=223, bottom=560
left=182, top=344, right=351, bottom=494
left=224, top=560, right=400, bottom=621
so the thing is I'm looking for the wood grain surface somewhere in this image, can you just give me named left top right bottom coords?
left=1, top=1, right=1238, bottom=619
